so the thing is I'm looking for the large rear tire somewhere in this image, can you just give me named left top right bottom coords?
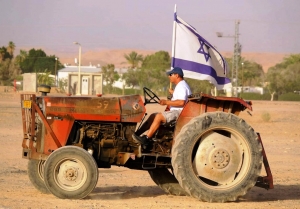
left=148, top=168, right=188, bottom=196
left=28, top=159, right=49, bottom=193
left=43, top=146, right=98, bottom=199
left=172, top=112, right=262, bottom=202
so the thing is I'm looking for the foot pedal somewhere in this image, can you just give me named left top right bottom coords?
left=132, top=144, right=142, bottom=158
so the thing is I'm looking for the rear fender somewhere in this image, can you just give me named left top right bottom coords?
left=174, top=93, right=252, bottom=138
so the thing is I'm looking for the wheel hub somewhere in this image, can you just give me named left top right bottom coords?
left=64, top=167, right=78, bottom=181
left=193, top=131, right=243, bottom=184
left=211, top=149, right=230, bottom=169
left=55, top=159, right=87, bottom=190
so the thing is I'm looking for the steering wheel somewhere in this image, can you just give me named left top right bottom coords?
left=143, top=87, right=160, bottom=105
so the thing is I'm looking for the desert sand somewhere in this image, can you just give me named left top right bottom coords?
left=0, top=92, right=299, bottom=209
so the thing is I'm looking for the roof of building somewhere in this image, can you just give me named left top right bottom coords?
left=115, top=68, right=128, bottom=74
left=59, top=66, right=101, bottom=73
left=59, top=65, right=128, bottom=74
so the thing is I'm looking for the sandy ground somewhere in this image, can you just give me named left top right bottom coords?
left=0, top=92, right=299, bottom=209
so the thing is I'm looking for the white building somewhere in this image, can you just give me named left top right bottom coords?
left=241, top=86, right=264, bottom=94
left=112, top=68, right=135, bottom=89
left=225, top=86, right=264, bottom=96
left=58, top=65, right=103, bottom=95
left=58, top=65, right=131, bottom=95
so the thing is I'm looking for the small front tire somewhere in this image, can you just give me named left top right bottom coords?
left=43, top=146, right=98, bottom=199
left=28, top=159, right=49, bottom=193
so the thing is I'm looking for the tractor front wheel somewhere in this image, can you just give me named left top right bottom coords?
left=43, top=146, right=98, bottom=199
left=172, top=112, right=262, bottom=202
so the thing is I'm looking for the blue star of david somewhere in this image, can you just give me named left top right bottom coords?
left=197, top=38, right=210, bottom=62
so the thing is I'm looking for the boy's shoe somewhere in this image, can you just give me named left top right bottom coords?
left=132, top=133, right=149, bottom=145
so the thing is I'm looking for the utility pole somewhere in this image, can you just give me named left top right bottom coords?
left=233, top=20, right=241, bottom=97
left=217, top=20, right=242, bottom=97
left=55, top=57, right=58, bottom=86
left=241, top=62, right=244, bottom=93
left=74, top=42, right=82, bottom=95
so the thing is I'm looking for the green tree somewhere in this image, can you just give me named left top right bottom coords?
left=266, top=67, right=283, bottom=101
left=0, top=59, right=10, bottom=85
left=0, top=48, right=5, bottom=62
left=101, top=64, right=120, bottom=93
left=240, top=59, right=264, bottom=86
left=122, top=51, right=172, bottom=95
left=7, top=41, right=15, bottom=57
left=225, top=57, right=264, bottom=87
left=19, top=48, right=63, bottom=74
left=122, top=68, right=139, bottom=89
left=0, top=46, right=13, bottom=62
left=274, top=54, right=300, bottom=69
left=185, top=78, right=213, bottom=94
left=37, top=69, right=54, bottom=86
left=124, top=51, right=143, bottom=69
left=0, top=59, right=21, bottom=85
left=0, top=42, right=19, bottom=85
left=20, top=49, right=46, bottom=73
left=284, top=63, right=300, bottom=91
left=15, top=50, right=28, bottom=66
left=57, top=78, right=68, bottom=93
left=141, top=51, right=170, bottom=70
left=140, top=51, right=171, bottom=92
left=266, top=54, right=300, bottom=100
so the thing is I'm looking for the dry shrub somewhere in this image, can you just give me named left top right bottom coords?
left=261, top=111, right=271, bottom=122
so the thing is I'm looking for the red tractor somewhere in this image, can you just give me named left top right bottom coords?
left=20, top=87, right=273, bottom=202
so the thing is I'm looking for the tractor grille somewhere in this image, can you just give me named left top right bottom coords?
left=21, top=94, right=37, bottom=158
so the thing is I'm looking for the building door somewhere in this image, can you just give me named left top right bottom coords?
left=82, top=77, right=89, bottom=95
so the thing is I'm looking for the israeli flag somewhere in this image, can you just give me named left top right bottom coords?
left=172, top=12, right=232, bottom=90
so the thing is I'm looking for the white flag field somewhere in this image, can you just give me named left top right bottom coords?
left=171, top=12, right=232, bottom=90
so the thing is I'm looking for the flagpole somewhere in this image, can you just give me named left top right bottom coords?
left=170, top=4, right=177, bottom=90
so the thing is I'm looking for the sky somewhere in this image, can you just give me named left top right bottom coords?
left=0, top=0, right=299, bottom=56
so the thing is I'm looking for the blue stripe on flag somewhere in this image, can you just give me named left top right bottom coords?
left=172, top=57, right=231, bottom=85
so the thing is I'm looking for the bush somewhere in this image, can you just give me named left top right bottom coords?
left=239, top=92, right=300, bottom=101
left=103, top=87, right=300, bottom=101
left=278, top=92, right=300, bottom=101
left=57, top=79, right=67, bottom=93
left=103, top=86, right=141, bottom=95
left=103, top=86, right=172, bottom=97
left=239, top=92, right=271, bottom=100
left=261, top=111, right=271, bottom=122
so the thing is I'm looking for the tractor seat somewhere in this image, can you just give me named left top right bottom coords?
left=163, top=120, right=176, bottom=128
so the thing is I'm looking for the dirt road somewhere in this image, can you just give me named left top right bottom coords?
left=0, top=92, right=299, bottom=209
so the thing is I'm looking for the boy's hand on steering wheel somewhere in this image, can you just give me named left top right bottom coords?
left=159, top=99, right=167, bottom=106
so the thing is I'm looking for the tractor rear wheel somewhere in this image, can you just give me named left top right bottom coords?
left=172, top=112, right=262, bottom=202
left=43, top=146, right=98, bottom=199
left=28, top=159, right=49, bottom=193
left=148, top=168, right=188, bottom=196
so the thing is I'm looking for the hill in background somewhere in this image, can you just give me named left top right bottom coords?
left=57, top=49, right=288, bottom=73
left=222, top=52, right=287, bottom=72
